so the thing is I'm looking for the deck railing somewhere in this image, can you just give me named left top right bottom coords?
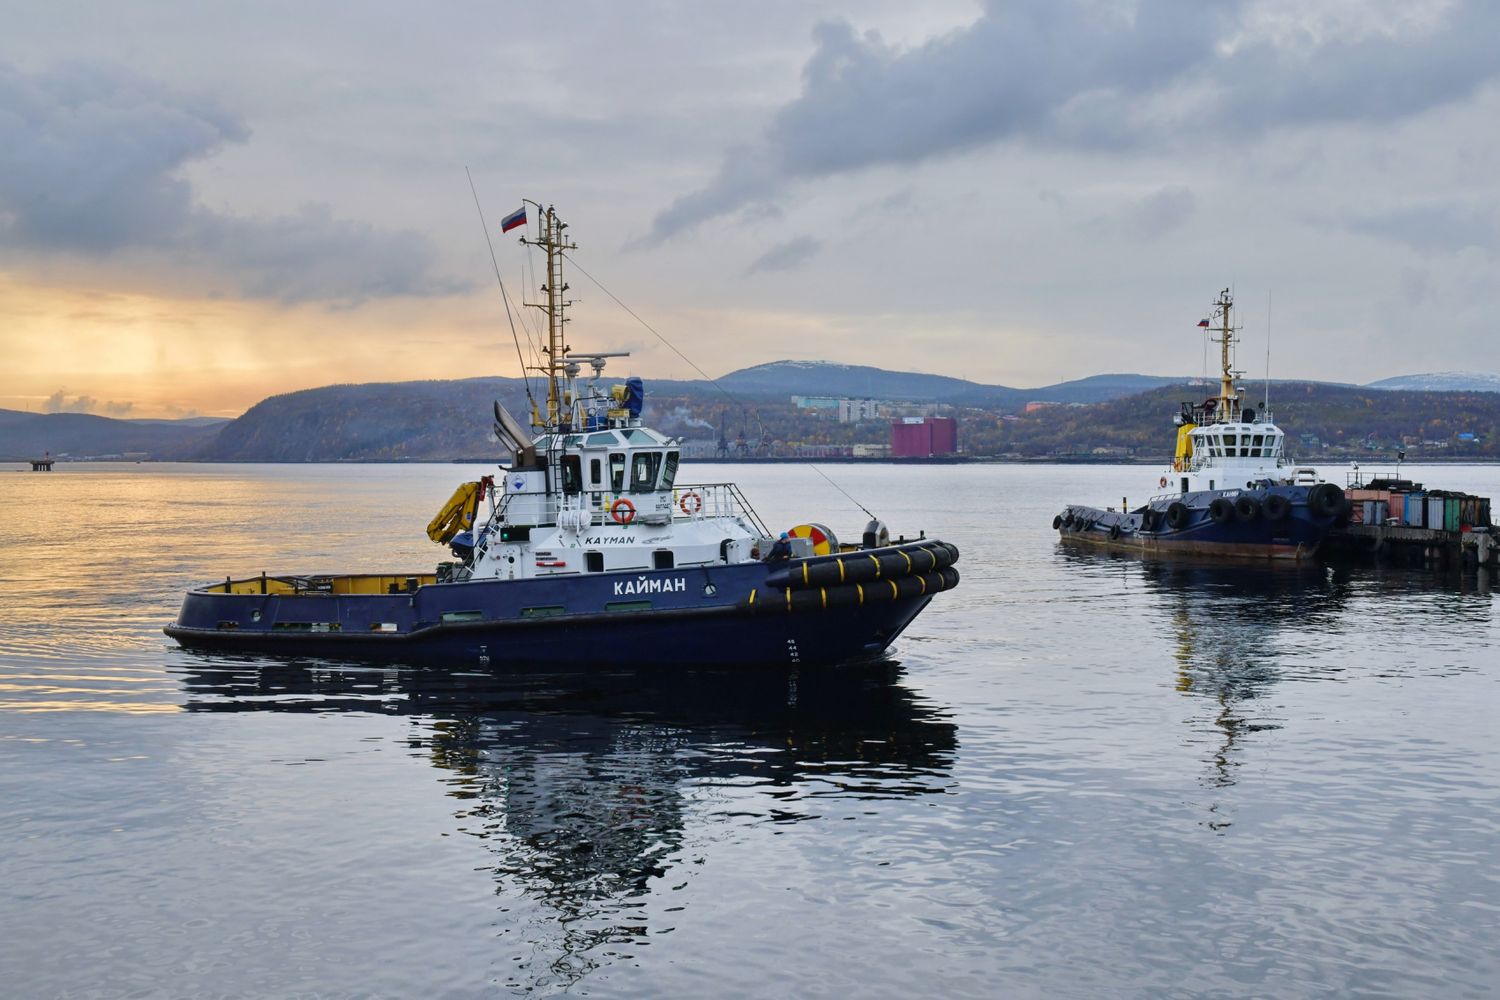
left=486, top=482, right=768, bottom=536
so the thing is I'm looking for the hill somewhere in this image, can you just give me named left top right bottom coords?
left=1365, top=372, right=1500, bottom=393
left=969, top=382, right=1500, bottom=460
left=718, top=360, right=1000, bottom=403
left=717, top=360, right=1182, bottom=407
left=190, top=363, right=1198, bottom=462
left=0, top=410, right=227, bottom=461
left=17, top=363, right=1500, bottom=463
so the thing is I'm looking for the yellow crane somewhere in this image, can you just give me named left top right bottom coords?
left=426, top=478, right=491, bottom=544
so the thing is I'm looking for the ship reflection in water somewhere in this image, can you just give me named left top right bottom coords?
left=173, top=659, right=956, bottom=989
left=1058, top=548, right=1492, bottom=829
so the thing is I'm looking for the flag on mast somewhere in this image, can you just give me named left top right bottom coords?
left=1196, top=318, right=1210, bottom=327
left=501, top=206, right=527, bottom=233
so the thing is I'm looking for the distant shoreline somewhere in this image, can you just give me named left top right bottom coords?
left=9, top=456, right=1500, bottom=468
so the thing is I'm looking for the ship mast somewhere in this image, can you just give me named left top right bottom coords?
left=1211, top=288, right=1241, bottom=422
left=520, top=203, right=577, bottom=430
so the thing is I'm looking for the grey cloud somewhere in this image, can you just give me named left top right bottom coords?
left=1341, top=202, right=1499, bottom=256
left=649, top=0, right=1500, bottom=240
left=0, top=61, right=461, bottom=303
left=746, top=235, right=823, bottom=275
left=0, top=61, right=244, bottom=253
left=191, top=205, right=469, bottom=305
left=641, top=145, right=779, bottom=247
left=1122, top=185, right=1196, bottom=241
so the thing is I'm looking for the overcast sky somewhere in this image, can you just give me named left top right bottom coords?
left=3, top=0, right=1498, bottom=417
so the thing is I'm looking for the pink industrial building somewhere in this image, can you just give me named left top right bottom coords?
left=890, top=417, right=958, bottom=458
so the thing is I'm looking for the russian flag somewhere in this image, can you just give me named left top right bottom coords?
left=501, top=206, right=527, bottom=233
left=1196, top=318, right=1210, bottom=327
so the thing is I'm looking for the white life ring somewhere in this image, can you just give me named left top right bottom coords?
left=678, top=491, right=703, bottom=515
left=1159, top=476, right=1169, bottom=488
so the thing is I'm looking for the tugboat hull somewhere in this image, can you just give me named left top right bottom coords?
left=1054, top=484, right=1344, bottom=561
left=165, top=542, right=960, bottom=668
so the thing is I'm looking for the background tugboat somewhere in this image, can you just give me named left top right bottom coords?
left=1053, top=289, right=1346, bottom=560
left=165, top=203, right=960, bottom=667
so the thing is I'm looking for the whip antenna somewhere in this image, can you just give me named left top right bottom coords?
left=1264, top=289, right=1272, bottom=417
left=465, top=168, right=535, bottom=410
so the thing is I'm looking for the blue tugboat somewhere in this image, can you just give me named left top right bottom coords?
left=1053, top=289, right=1345, bottom=560
left=165, top=204, right=960, bottom=667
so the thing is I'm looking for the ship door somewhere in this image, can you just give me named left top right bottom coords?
left=589, top=457, right=603, bottom=508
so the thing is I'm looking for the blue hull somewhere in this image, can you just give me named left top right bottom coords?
left=165, top=544, right=960, bottom=668
left=1055, top=485, right=1343, bottom=561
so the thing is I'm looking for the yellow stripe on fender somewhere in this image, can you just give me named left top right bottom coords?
left=917, top=575, right=927, bottom=595
left=748, top=588, right=757, bottom=606
left=868, top=553, right=881, bottom=577
left=820, top=588, right=827, bottom=609
left=887, top=579, right=899, bottom=599
left=837, top=559, right=846, bottom=583
left=801, top=562, right=810, bottom=586
left=785, top=588, right=793, bottom=611
left=856, top=583, right=864, bottom=605
left=900, top=550, right=913, bottom=573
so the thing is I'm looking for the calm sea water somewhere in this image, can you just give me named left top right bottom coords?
left=2, top=461, right=1498, bottom=998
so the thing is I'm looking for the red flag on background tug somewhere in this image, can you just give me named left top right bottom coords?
left=1196, top=318, right=1210, bottom=327
left=501, top=206, right=527, bottom=233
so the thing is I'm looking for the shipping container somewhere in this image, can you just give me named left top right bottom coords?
left=1445, top=496, right=1460, bottom=533
left=1360, top=500, right=1375, bottom=525
left=1404, top=493, right=1426, bottom=527
left=1428, top=497, right=1445, bottom=531
left=1373, top=500, right=1388, bottom=524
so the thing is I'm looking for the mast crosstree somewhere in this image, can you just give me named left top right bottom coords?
left=1208, top=288, right=1242, bottom=422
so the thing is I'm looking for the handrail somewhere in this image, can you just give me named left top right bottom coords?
left=483, top=482, right=768, bottom=535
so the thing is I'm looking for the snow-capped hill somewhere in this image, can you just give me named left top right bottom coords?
left=1366, top=372, right=1500, bottom=393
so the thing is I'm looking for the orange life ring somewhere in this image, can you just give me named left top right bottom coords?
left=609, top=498, right=636, bottom=525
left=678, top=491, right=703, bottom=515
left=1159, top=476, right=1168, bottom=488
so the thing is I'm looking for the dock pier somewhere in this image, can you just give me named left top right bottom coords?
left=1325, top=470, right=1496, bottom=569
left=1326, top=523, right=1496, bottom=569
left=29, top=453, right=54, bottom=471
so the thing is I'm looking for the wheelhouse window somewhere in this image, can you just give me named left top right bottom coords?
left=609, top=453, right=626, bottom=493
left=662, top=451, right=680, bottom=489
left=631, top=451, right=662, bottom=491
left=589, top=458, right=602, bottom=488
left=560, top=455, right=582, bottom=495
